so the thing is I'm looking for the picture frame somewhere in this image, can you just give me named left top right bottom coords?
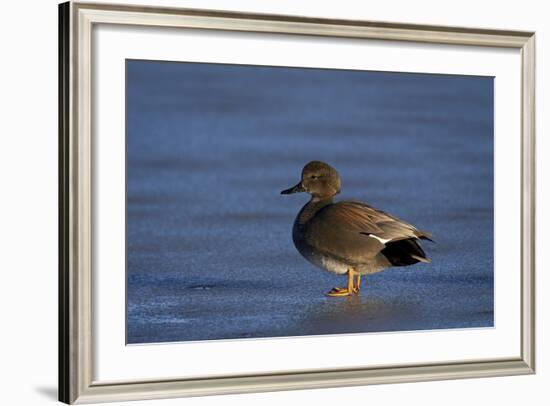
left=59, top=1, right=536, bottom=404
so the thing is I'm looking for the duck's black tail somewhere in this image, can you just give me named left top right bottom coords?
left=381, top=238, right=431, bottom=266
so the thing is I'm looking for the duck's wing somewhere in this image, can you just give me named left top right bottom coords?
left=305, top=201, right=432, bottom=265
left=327, top=201, right=432, bottom=243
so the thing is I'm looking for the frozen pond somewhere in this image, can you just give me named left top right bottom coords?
left=126, top=60, right=494, bottom=344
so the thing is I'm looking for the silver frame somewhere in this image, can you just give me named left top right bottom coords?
left=58, top=1, right=536, bottom=404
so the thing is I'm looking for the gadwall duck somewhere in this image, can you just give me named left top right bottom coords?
left=281, top=161, right=433, bottom=297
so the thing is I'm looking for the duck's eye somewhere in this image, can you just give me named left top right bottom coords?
left=310, top=175, right=318, bottom=180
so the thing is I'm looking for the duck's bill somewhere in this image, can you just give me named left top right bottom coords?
left=280, top=182, right=305, bottom=195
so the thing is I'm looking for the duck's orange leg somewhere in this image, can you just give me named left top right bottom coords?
left=354, top=274, right=361, bottom=293
left=326, top=268, right=358, bottom=297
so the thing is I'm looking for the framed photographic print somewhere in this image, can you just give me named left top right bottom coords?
left=59, top=1, right=536, bottom=404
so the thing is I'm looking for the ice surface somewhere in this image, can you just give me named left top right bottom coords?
left=126, top=61, right=494, bottom=344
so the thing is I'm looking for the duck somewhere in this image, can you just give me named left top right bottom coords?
left=281, top=161, right=433, bottom=297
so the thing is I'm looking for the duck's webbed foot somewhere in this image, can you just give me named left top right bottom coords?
left=326, top=287, right=353, bottom=297
left=326, top=269, right=361, bottom=297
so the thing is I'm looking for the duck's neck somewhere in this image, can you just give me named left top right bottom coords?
left=297, top=196, right=333, bottom=225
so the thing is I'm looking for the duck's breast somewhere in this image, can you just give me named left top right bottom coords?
left=292, top=215, right=350, bottom=275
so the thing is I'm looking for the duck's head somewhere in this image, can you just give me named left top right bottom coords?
left=281, top=161, right=341, bottom=200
